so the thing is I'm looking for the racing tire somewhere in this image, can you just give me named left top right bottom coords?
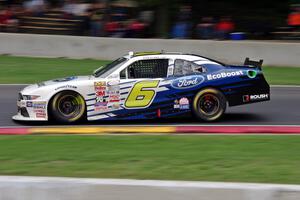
left=50, top=91, right=86, bottom=123
left=193, top=88, right=227, bottom=122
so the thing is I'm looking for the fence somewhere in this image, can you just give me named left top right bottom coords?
left=0, top=33, right=299, bottom=67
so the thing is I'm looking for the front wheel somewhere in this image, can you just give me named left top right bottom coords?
left=50, top=91, right=86, bottom=123
left=192, top=88, right=227, bottom=122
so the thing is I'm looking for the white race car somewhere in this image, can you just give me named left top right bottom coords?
left=13, top=51, right=270, bottom=123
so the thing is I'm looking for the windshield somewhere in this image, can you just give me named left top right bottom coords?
left=93, top=57, right=127, bottom=78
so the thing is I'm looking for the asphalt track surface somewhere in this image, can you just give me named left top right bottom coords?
left=0, top=85, right=299, bottom=127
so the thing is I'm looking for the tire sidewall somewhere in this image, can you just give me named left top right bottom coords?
left=50, top=91, right=86, bottom=123
left=192, top=88, right=226, bottom=122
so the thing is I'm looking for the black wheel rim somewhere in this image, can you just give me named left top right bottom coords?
left=198, top=94, right=220, bottom=116
left=57, top=94, right=82, bottom=117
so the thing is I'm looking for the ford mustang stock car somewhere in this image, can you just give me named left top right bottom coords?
left=13, top=52, right=270, bottom=123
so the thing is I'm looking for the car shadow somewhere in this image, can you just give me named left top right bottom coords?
left=13, top=113, right=266, bottom=126
left=221, top=113, right=266, bottom=123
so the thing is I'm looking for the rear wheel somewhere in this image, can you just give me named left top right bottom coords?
left=50, top=91, right=86, bottom=123
left=193, top=88, right=226, bottom=121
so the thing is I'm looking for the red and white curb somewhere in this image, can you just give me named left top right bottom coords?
left=1, top=126, right=300, bottom=135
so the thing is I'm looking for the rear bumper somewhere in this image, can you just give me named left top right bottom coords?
left=224, top=75, right=270, bottom=107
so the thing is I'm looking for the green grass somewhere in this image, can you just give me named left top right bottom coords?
left=0, top=55, right=299, bottom=85
left=264, top=66, right=300, bottom=85
left=0, top=55, right=110, bottom=84
left=0, top=135, right=300, bottom=184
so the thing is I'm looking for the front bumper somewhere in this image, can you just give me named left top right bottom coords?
left=12, top=98, right=48, bottom=121
left=12, top=113, right=47, bottom=121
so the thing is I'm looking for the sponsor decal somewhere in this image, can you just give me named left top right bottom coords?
left=243, top=95, right=250, bottom=103
left=95, top=97, right=107, bottom=110
left=34, top=109, right=46, bottom=118
left=207, top=70, right=244, bottom=81
left=109, top=100, right=120, bottom=103
left=108, top=80, right=119, bottom=86
left=108, top=87, right=120, bottom=94
left=94, top=81, right=107, bottom=100
left=107, top=80, right=119, bottom=96
left=111, top=103, right=120, bottom=110
left=108, top=90, right=120, bottom=95
left=95, top=102, right=108, bottom=107
left=174, top=98, right=190, bottom=110
left=142, top=56, right=159, bottom=59
left=55, top=85, right=77, bottom=90
left=33, top=109, right=45, bottom=113
left=171, top=75, right=205, bottom=89
left=32, top=101, right=47, bottom=109
left=96, top=96, right=107, bottom=103
left=108, top=85, right=120, bottom=92
left=109, top=95, right=120, bottom=102
left=250, top=94, right=269, bottom=100
left=95, top=86, right=106, bottom=91
left=109, top=95, right=119, bottom=100
left=26, top=101, right=46, bottom=109
left=174, top=100, right=180, bottom=109
left=109, top=94, right=120, bottom=103
left=179, top=97, right=189, bottom=110
left=96, top=90, right=106, bottom=97
left=26, top=101, right=33, bottom=107
left=243, top=94, right=269, bottom=102
left=94, top=81, right=106, bottom=87
left=95, top=97, right=108, bottom=111
left=53, top=76, right=77, bottom=82
left=95, top=106, right=107, bottom=111
left=36, top=112, right=46, bottom=118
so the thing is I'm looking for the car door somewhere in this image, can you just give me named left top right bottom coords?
left=118, top=58, right=170, bottom=117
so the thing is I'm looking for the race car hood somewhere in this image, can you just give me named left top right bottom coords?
left=21, top=76, right=91, bottom=94
left=40, top=76, right=91, bottom=86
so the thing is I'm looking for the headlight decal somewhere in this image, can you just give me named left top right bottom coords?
left=22, top=95, right=40, bottom=100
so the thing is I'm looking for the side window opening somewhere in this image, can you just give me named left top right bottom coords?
left=125, top=59, right=169, bottom=79
left=120, top=68, right=127, bottom=79
left=174, top=59, right=206, bottom=76
left=191, top=62, right=205, bottom=73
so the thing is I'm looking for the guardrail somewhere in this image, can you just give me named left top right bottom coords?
left=0, top=33, right=299, bottom=67
left=0, top=176, right=300, bottom=200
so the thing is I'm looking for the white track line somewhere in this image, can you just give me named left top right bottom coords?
left=1, top=176, right=300, bottom=190
left=271, top=85, right=300, bottom=88
left=0, top=84, right=29, bottom=86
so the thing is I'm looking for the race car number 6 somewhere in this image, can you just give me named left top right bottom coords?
left=125, top=80, right=160, bottom=108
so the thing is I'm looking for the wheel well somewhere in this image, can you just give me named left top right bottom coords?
left=47, top=90, right=87, bottom=121
left=194, top=86, right=228, bottom=104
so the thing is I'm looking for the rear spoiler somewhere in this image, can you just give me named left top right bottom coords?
left=244, top=58, right=263, bottom=69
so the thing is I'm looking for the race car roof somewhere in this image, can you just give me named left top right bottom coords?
left=126, top=51, right=225, bottom=66
left=131, top=51, right=186, bottom=57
